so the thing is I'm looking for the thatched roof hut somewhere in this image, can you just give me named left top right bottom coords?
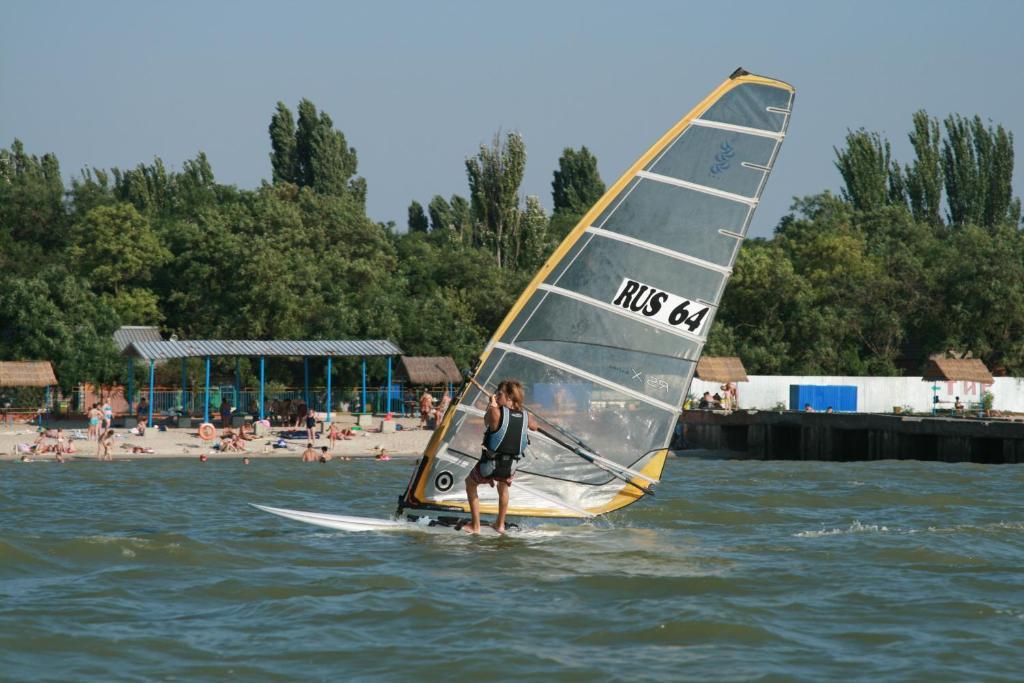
left=921, top=358, right=994, bottom=383
left=0, top=361, right=58, bottom=388
left=399, top=356, right=462, bottom=386
left=695, top=356, right=749, bottom=383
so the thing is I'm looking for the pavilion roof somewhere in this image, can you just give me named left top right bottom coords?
left=122, top=339, right=402, bottom=361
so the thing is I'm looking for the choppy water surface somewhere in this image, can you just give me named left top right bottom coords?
left=2, top=457, right=1023, bottom=681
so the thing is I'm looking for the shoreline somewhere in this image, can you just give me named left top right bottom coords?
left=1, top=415, right=432, bottom=462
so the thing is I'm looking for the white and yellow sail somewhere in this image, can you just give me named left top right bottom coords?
left=402, top=69, right=795, bottom=518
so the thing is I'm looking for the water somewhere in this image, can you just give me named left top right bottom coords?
left=2, top=457, right=1023, bottom=681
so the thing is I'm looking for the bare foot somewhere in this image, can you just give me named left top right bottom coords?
left=491, top=523, right=506, bottom=535
left=463, top=524, right=480, bottom=534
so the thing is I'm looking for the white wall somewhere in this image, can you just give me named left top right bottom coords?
left=689, top=376, right=1024, bottom=413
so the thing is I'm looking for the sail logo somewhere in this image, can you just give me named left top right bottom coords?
left=611, top=278, right=710, bottom=335
left=710, top=140, right=735, bottom=175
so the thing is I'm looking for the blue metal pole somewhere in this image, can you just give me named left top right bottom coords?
left=326, top=357, right=332, bottom=423
left=44, top=385, right=50, bottom=427
left=127, top=356, right=134, bottom=416
left=148, top=360, right=155, bottom=428
left=234, top=357, right=241, bottom=413
left=361, top=358, right=367, bottom=415
left=204, top=356, right=211, bottom=424
left=303, top=357, right=310, bottom=408
left=386, top=356, right=392, bottom=414
left=181, top=358, right=187, bottom=415
left=259, top=356, right=265, bottom=421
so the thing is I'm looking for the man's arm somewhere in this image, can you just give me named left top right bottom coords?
left=485, top=395, right=501, bottom=430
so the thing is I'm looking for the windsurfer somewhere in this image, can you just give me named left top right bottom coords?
left=464, top=379, right=538, bottom=534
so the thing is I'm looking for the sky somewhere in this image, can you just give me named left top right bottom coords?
left=2, top=0, right=1023, bottom=238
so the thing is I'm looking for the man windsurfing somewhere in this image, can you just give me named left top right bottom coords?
left=464, top=379, right=538, bottom=534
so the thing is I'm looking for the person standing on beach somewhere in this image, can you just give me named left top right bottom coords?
left=305, top=409, right=317, bottom=442
left=102, top=400, right=113, bottom=430
left=87, top=403, right=102, bottom=440
left=97, top=429, right=114, bottom=460
left=220, top=398, right=232, bottom=429
left=464, top=379, right=537, bottom=535
left=418, top=390, right=434, bottom=429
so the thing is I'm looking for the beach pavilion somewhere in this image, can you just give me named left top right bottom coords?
left=0, top=361, right=59, bottom=427
left=922, top=357, right=995, bottom=416
left=121, top=339, right=402, bottom=427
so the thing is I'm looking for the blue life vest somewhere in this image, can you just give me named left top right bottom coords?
left=482, top=406, right=528, bottom=461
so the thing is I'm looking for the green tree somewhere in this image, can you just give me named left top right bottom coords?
left=269, top=102, right=297, bottom=184
left=427, top=195, right=453, bottom=232
left=0, top=139, right=67, bottom=251
left=904, top=110, right=944, bottom=227
left=550, top=145, right=604, bottom=241
left=834, top=129, right=904, bottom=212
left=68, top=203, right=171, bottom=295
left=407, top=200, right=429, bottom=232
left=942, top=114, right=1021, bottom=227
left=466, top=131, right=527, bottom=268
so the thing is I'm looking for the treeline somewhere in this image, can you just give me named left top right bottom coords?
left=1, top=103, right=1021, bottom=393
left=0, top=100, right=604, bottom=391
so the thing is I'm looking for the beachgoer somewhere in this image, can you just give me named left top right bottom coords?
left=326, top=422, right=341, bottom=450
left=1, top=392, right=11, bottom=431
left=242, top=457, right=250, bottom=465
left=136, top=397, right=148, bottom=435
left=464, top=379, right=538, bottom=535
left=220, top=398, right=232, bottom=429
left=825, top=406, right=834, bottom=413
left=804, top=403, right=815, bottom=413
left=199, top=453, right=208, bottom=463
left=97, top=429, right=114, bottom=460
left=419, top=391, right=434, bottom=429
left=55, top=428, right=67, bottom=454
left=301, top=443, right=318, bottom=462
left=102, top=401, right=113, bottom=430
left=318, top=446, right=332, bottom=463
left=954, top=396, right=964, bottom=414
left=306, top=409, right=317, bottom=442
left=55, top=452, right=65, bottom=463
left=87, top=403, right=102, bottom=441
left=698, top=392, right=712, bottom=409
left=435, top=393, right=452, bottom=425
left=294, top=401, right=308, bottom=429
left=712, top=393, right=723, bottom=409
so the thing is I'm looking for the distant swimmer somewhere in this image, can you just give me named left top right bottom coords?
left=242, top=457, right=251, bottom=465
left=464, top=379, right=538, bottom=535
left=318, top=446, right=331, bottom=463
left=301, top=443, right=318, bottom=462
left=199, top=453, right=209, bottom=463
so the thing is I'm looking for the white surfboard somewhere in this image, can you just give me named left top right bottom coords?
left=250, top=504, right=509, bottom=535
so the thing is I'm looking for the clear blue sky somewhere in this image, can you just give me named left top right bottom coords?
left=2, top=0, right=1022, bottom=237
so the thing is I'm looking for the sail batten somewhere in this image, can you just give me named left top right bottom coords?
left=635, top=170, right=759, bottom=205
left=401, top=70, right=794, bottom=519
left=585, top=227, right=733, bottom=275
left=691, top=118, right=786, bottom=139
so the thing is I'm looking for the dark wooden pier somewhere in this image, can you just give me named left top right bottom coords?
left=680, top=410, right=1024, bottom=463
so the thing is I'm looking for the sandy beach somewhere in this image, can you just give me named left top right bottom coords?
left=1, top=414, right=431, bottom=461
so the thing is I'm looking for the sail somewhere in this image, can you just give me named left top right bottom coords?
left=402, top=69, right=794, bottom=518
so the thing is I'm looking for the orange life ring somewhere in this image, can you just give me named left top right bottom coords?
left=198, top=423, right=217, bottom=441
